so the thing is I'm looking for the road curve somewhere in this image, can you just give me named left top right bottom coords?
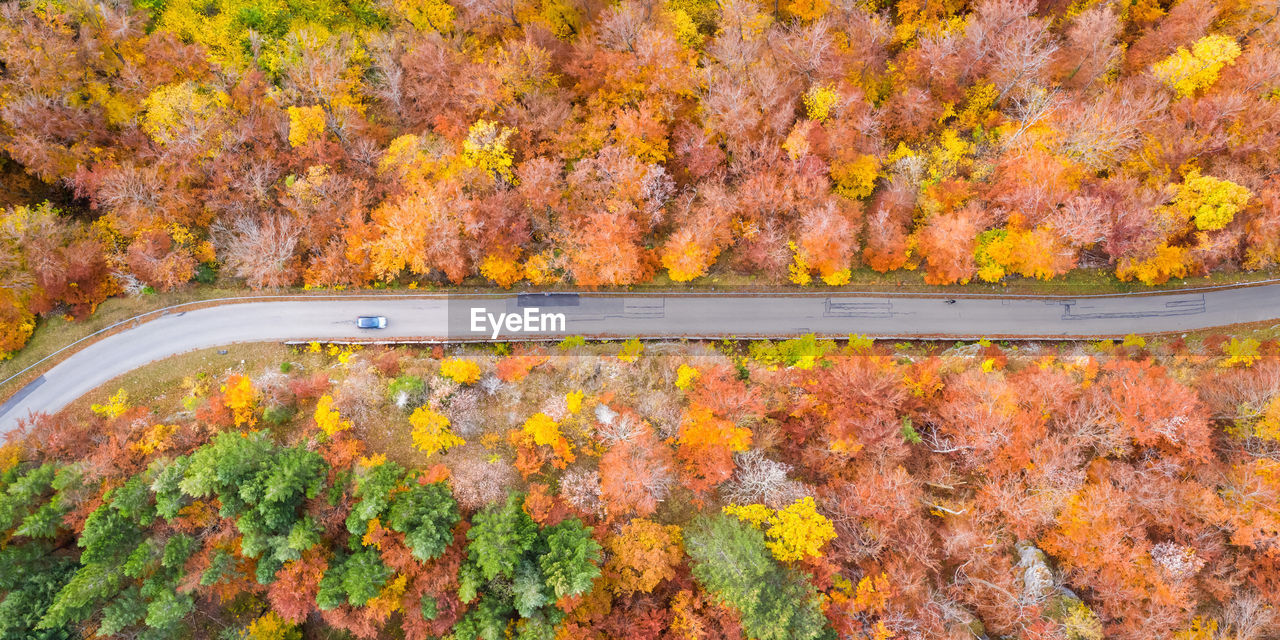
left=2, top=287, right=1279, bottom=430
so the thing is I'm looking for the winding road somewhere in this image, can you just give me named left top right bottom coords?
left=2, top=286, right=1279, bottom=431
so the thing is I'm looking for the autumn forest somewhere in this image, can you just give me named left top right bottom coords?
left=2, top=0, right=1280, bottom=356
left=4, top=336, right=1280, bottom=640
left=3, top=0, right=1280, bottom=639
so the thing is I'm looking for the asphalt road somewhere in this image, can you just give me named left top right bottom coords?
left=2, top=286, right=1278, bottom=431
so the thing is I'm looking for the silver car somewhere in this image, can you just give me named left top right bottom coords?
left=356, top=316, right=387, bottom=329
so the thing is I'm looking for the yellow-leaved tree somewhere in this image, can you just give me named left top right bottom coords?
left=91, top=388, right=130, bottom=419
left=244, top=611, right=302, bottom=640
left=722, top=503, right=773, bottom=527
left=974, top=225, right=1076, bottom=282
left=0, top=288, right=35, bottom=360
left=660, top=229, right=723, bottom=282
left=314, top=394, right=352, bottom=436
left=287, top=105, right=327, bottom=148
left=1246, top=396, right=1280, bottom=441
left=830, top=154, right=880, bottom=200
left=1152, top=34, right=1241, bottom=98
left=395, top=0, right=456, bottom=32
left=724, top=496, right=836, bottom=562
left=223, top=375, right=258, bottom=427
left=1220, top=337, right=1261, bottom=368
left=410, top=407, right=464, bottom=455
left=0, top=444, right=19, bottom=475
left=141, top=81, right=229, bottom=147
left=565, top=390, right=585, bottom=414
left=521, top=412, right=575, bottom=464
left=618, top=338, right=643, bottom=362
left=764, top=496, right=837, bottom=561
left=440, top=358, right=482, bottom=384
left=788, top=242, right=813, bottom=286
left=479, top=254, right=525, bottom=288
left=802, top=84, right=839, bottom=122
left=1115, top=243, right=1189, bottom=285
left=130, top=424, right=179, bottom=456
left=462, top=120, right=516, bottom=183
left=1172, top=171, right=1252, bottom=231
left=674, top=364, right=700, bottom=390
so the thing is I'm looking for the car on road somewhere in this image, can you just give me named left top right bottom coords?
left=356, top=316, right=387, bottom=329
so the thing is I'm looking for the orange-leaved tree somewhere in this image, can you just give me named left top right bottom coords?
left=603, top=518, right=684, bottom=596
left=675, top=404, right=752, bottom=496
